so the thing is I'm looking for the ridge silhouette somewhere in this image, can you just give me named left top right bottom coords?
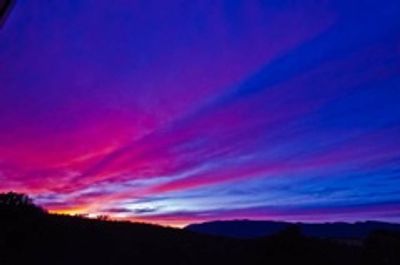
left=0, top=192, right=399, bottom=265
left=185, top=219, right=400, bottom=239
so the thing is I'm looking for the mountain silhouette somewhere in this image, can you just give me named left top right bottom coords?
left=1, top=192, right=400, bottom=265
left=185, top=220, right=400, bottom=239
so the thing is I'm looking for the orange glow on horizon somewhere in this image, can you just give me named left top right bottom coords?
left=47, top=209, right=188, bottom=228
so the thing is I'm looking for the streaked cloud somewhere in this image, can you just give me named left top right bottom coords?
left=1, top=0, right=400, bottom=226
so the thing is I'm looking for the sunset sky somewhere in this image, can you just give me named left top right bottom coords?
left=1, top=0, right=400, bottom=227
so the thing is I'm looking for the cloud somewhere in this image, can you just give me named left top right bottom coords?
left=1, top=0, right=400, bottom=226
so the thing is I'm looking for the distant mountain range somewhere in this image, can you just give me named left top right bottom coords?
left=2, top=193, right=400, bottom=265
left=185, top=220, right=400, bottom=239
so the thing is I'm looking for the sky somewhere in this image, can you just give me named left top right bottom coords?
left=1, top=0, right=400, bottom=227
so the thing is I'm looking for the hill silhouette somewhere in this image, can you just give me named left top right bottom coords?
left=1, top=192, right=399, bottom=265
left=185, top=220, right=400, bottom=239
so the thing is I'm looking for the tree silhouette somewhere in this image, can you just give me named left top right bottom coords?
left=0, top=192, right=33, bottom=206
left=96, top=215, right=110, bottom=221
left=0, top=191, right=44, bottom=214
left=0, top=191, right=399, bottom=265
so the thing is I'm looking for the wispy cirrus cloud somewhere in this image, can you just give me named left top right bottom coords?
left=1, top=0, right=400, bottom=226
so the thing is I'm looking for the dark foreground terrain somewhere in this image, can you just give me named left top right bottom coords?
left=186, top=220, right=400, bottom=239
left=1, top=193, right=400, bottom=265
